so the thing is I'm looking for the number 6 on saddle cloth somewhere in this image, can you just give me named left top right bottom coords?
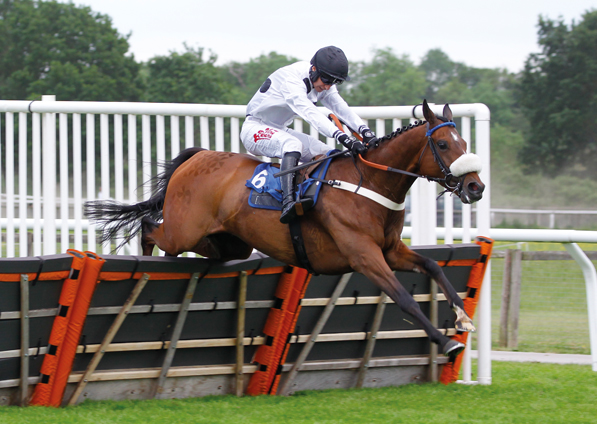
left=245, top=150, right=337, bottom=212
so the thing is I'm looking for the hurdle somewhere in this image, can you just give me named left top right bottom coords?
left=0, top=239, right=490, bottom=406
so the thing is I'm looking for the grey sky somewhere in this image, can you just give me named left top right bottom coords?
left=70, top=0, right=595, bottom=72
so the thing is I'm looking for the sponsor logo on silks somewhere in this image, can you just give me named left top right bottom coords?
left=253, top=128, right=277, bottom=143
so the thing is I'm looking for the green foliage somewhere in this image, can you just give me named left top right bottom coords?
left=224, top=51, right=298, bottom=104
left=343, top=47, right=428, bottom=106
left=420, top=49, right=523, bottom=128
left=519, top=10, right=597, bottom=178
left=420, top=48, right=458, bottom=99
left=0, top=0, right=142, bottom=101
left=141, top=44, right=242, bottom=104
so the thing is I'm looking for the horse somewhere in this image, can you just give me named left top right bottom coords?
left=85, top=100, right=485, bottom=358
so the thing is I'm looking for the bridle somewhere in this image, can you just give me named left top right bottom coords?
left=422, top=121, right=465, bottom=196
left=358, top=121, right=467, bottom=198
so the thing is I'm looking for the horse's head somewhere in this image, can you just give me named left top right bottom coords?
left=419, top=100, right=485, bottom=204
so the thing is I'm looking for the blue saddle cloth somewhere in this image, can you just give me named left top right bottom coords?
left=245, top=151, right=337, bottom=211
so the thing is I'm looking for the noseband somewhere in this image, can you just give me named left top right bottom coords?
left=359, top=121, right=475, bottom=199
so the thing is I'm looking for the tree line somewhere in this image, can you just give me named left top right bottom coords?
left=2, top=0, right=597, bottom=201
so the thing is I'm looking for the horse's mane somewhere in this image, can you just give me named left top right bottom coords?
left=372, top=115, right=450, bottom=148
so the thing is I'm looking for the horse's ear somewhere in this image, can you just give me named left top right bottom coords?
left=443, top=104, right=453, bottom=121
left=422, top=99, right=436, bottom=124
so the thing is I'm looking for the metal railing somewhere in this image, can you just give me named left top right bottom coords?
left=0, top=97, right=491, bottom=256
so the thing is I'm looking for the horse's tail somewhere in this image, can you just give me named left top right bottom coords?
left=84, top=147, right=205, bottom=250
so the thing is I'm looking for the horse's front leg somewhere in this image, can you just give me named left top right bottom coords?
left=385, top=241, right=475, bottom=332
left=340, top=241, right=464, bottom=357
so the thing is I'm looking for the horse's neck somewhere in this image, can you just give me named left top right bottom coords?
left=362, top=130, right=426, bottom=201
left=371, top=127, right=426, bottom=170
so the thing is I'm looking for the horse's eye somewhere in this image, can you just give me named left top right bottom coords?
left=437, top=140, right=448, bottom=151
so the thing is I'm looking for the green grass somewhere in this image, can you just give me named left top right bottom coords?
left=1, top=362, right=596, bottom=423
left=487, top=242, right=596, bottom=355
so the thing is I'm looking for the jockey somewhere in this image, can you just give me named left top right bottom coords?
left=241, top=46, right=378, bottom=224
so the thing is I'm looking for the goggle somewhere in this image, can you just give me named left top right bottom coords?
left=319, top=72, right=344, bottom=86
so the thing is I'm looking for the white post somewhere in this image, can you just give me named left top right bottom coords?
left=142, top=115, right=151, bottom=201
left=100, top=113, right=110, bottom=255
left=411, top=115, right=437, bottom=247
left=114, top=114, right=124, bottom=203
left=475, top=105, right=492, bottom=385
left=171, top=115, right=180, bottom=158
left=411, top=179, right=437, bottom=246
left=59, top=113, right=69, bottom=252
left=215, top=116, right=224, bottom=152
left=444, top=194, right=454, bottom=244
left=32, top=113, right=42, bottom=256
left=156, top=115, right=165, bottom=164
left=73, top=113, right=83, bottom=250
left=459, top=116, right=472, bottom=382
left=86, top=114, right=97, bottom=252
left=231, top=117, right=240, bottom=153
left=185, top=116, right=194, bottom=149
left=42, top=95, right=57, bottom=255
left=18, top=113, right=28, bottom=257
left=128, top=114, right=139, bottom=255
left=410, top=182, right=420, bottom=244
left=461, top=116, right=472, bottom=244
left=0, top=112, right=2, bottom=256
left=375, top=118, right=385, bottom=136
left=155, top=115, right=166, bottom=257
left=564, top=243, right=597, bottom=371
left=6, top=112, right=15, bottom=257
left=200, top=116, right=210, bottom=150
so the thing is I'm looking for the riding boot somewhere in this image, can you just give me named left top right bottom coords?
left=280, top=152, right=300, bottom=224
left=279, top=152, right=313, bottom=224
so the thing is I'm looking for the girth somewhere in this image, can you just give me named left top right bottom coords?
left=284, top=153, right=334, bottom=275
left=288, top=218, right=315, bottom=274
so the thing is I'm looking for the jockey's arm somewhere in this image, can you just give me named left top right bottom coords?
left=321, top=90, right=378, bottom=146
left=279, top=80, right=370, bottom=154
left=279, top=78, right=345, bottom=139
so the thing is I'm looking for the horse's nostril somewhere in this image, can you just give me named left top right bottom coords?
left=467, top=181, right=484, bottom=194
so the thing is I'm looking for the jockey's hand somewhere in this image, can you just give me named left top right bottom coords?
left=359, top=126, right=379, bottom=147
left=350, top=140, right=367, bottom=156
left=335, top=133, right=367, bottom=156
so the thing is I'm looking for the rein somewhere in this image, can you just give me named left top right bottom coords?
left=358, top=154, right=422, bottom=179
left=358, top=121, right=464, bottom=198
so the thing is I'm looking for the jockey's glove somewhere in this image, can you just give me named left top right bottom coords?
left=335, top=132, right=367, bottom=156
left=359, top=126, right=379, bottom=147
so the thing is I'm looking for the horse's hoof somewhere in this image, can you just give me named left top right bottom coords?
left=455, top=320, right=476, bottom=333
left=453, top=305, right=476, bottom=332
left=443, top=340, right=465, bottom=358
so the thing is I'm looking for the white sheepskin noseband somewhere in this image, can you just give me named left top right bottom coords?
left=449, top=153, right=482, bottom=177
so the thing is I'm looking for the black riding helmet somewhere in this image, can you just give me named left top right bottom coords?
left=309, top=46, right=351, bottom=85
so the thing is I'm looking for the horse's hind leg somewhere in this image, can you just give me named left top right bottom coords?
left=386, top=241, right=475, bottom=332
left=141, top=216, right=190, bottom=257
left=197, top=233, right=253, bottom=261
left=141, top=217, right=160, bottom=256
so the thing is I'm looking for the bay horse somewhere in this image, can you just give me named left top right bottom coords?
left=85, top=100, right=485, bottom=358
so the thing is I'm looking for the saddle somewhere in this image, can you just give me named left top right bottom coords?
left=245, top=151, right=337, bottom=212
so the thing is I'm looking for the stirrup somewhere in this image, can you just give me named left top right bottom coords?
left=280, top=198, right=313, bottom=224
left=280, top=200, right=297, bottom=224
